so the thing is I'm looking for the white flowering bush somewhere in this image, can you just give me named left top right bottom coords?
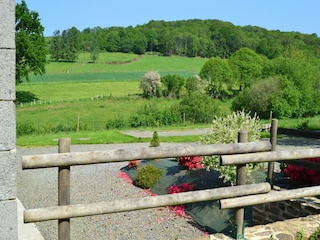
left=200, top=110, right=261, bottom=185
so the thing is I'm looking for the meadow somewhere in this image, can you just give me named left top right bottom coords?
left=16, top=52, right=320, bottom=147
left=16, top=53, right=209, bottom=146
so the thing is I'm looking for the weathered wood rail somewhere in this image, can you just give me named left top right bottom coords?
left=21, top=119, right=320, bottom=239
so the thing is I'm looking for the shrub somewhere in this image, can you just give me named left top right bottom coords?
left=135, top=165, right=163, bottom=189
left=178, top=156, right=202, bottom=170
left=150, top=131, right=160, bottom=147
left=178, top=92, right=222, bottom=124
left=17, top=121, right=36, bottom=136
left=284, top=158, right=320, bottom=186
left=200, top=110, right=261, bottom=185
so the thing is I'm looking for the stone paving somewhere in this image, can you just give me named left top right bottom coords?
left=206, top=214, right=320, bottom=240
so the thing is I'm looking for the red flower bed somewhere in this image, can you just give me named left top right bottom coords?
left=178, top=156, right=202, bottom=170
left=284, top=158, right=320, bottom=185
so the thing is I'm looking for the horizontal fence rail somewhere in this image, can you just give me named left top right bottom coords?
left=220, top=148, right=320, bottom=166
left=220, top=185, right=320, bottom=209
left=24, top=182, right=271, bottom=223
left=22, top=141, right=271, bottom=169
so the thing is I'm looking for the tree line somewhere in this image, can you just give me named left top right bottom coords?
left=140, top=46, right=320, bottom=120
left=48, top=19, right=320, bottom=61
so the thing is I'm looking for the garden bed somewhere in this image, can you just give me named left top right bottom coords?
left=121, top=158, right=268, bottom=234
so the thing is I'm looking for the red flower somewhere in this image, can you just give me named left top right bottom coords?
left=284, top=158, right=320, bottom=185
left=128, top=160, right=140, bottom=169
left=178, top=156, right=202, bottom=170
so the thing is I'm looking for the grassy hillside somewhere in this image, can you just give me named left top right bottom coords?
left=26, top=52, right=207, bottom=83
left=16, top=52, right=210, bottom=146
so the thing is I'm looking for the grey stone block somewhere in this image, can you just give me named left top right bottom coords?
left=0, top=200, right=17, bottom=240
left=0, top=0, right=15, bottom=49
left=0, top=150, right=16, bottom=201
left=0, top=49, right=15, bottom=101
left=0, top=101, right=16, bottom=150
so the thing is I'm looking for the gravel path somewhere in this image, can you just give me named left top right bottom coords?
left=17, top=135, right=320, bottom=240
left=17, top=143, right=206, bottom=240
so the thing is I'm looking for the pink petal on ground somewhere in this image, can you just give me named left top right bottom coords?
left=118, top=171, right=133, bottom=184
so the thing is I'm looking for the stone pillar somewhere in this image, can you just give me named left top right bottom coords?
left=0, top=0, right=18, bottom=239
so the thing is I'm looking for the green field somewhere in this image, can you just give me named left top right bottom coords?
left=26, top=53, right=207, bottom=83
left=16, top=52, right=209, bottom=146
left=16, top=52, right=320, bottom=147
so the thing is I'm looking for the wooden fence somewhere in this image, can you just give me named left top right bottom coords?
left=21, top=119, right=320, bottom=239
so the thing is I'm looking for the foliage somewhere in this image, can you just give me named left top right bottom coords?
left=232, top=75, right=312, bottom=119
left=135, top=165, right=162, bottom=189
left=262, top=54, right=320, bottom=117
left=51, top=19, right=320, bottom=60
left=178, top=92, right=222, bottom=124
left=199, top=57, right=233, bottom=98
left=139, top=71, right=161, bottom=98
left=232, top=77, right=280, bottom=118
left=16, top=121, right=36, bottom=136
left=49, top=27, right=81, bottom=62
left=296, top=119, right=310, bottom=130
left=185, top=75, right=206, bottom=94
left=128, top=160, right=140, bottom=169
left=15, top=0, right=47, bottom=84
left=160, top=74, right=185, bottom=99
left=309, top=225, right=320, bottom=240
left=178, top=156, right=202, bottom=170
left=296, top=229, right=304, bottom=240
left=200, top=110, right=261, bottom=185
left=150, top=131, right=160, bottom=147
left=228, top=47, right=264, bottom=89
left=284, top=158, right=320, bottom=186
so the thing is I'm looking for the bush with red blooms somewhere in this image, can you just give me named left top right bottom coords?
left=168, top=182, right=195, bottom=194
left=167, top=183, right=195, bottom=217
left=284, top=158, right=320, bottom=186
left=128, top=160, right=140, bottom=169
left=178, top=156, right=202, bottom=170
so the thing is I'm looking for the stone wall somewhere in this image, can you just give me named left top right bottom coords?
left=0, top=0, right=18, bottom=238
left=252, top=197, right=320, bottom=225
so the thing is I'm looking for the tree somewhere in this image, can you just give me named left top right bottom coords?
left=49, top=27, right=81, bottom=62
left=229, top=47, right=264, bottom=90
left=15, top=0, right=47, bottom=84
left=178, top=92, right=221, bottom=123
left=199, top=57, right=233, bottom=98
left=139, top=71, right=161, bottom=98
left=50, top=30, right=61, bottom=62
left=160, top=74, right=185, bottom=98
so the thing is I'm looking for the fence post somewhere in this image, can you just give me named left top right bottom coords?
left=266, top=119, right=278, bottom=188
left=58, top=138, right=71, bottom=240
left=234, top=130, right=247, bottom=239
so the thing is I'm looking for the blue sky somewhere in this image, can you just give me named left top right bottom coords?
left=17, top=0, right=320, bottom=37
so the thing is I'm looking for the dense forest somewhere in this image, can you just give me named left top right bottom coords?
left=48, top=19, right=320, bottom=61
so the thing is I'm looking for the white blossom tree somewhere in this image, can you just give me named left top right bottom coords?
left=139, top=71, right=161, bottom=97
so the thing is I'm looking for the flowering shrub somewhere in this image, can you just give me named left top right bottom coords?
left=178, top=156, right=202, bottom=170
left=128, top=160, right=140, bottom=169
left=284, top=158, right=320, bottom=186
left=168, top=183, right=195, bottom=194
left=200, top=110, right=261, bottom=185
left=167, top=183, right=195, bottom=217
